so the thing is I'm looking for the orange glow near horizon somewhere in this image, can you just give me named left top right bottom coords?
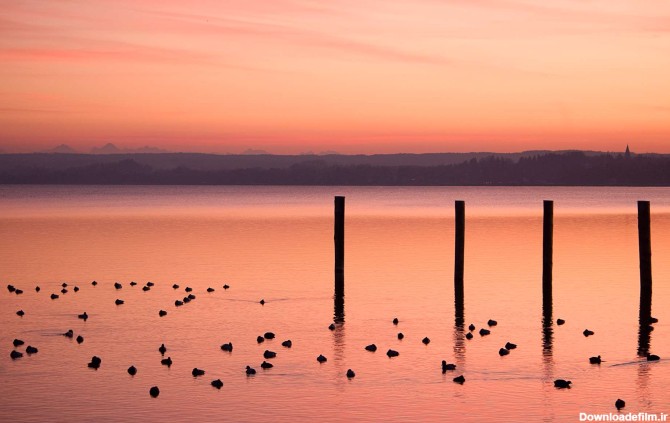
left=1, top=0, right=669, bottom=154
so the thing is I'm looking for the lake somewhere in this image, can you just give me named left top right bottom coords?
left=1, top=186, right=669, bottom=422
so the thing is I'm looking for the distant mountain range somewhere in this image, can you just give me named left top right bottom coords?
left=41, top=143, right=169, bottom=154
left=1, top=149, right=669, bottom=185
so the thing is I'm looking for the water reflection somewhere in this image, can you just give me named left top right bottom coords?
left=334, top=272, right=345, bottom=324
left=542, top=292, right=553, bottom=362
left=453, top=281, right=466, bottom=363
left=637, top=289, right=652, bottom=357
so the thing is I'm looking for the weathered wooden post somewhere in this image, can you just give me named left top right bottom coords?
left=334, top=196, right=345, bottom=299
left=542, top=200, right=553, bottom=306
left=454, top=200, right=465, bottom=324
left=637, top=201, right=652, bottom=356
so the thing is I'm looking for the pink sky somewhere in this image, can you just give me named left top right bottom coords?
left=1, top=0, right=669, bottom=154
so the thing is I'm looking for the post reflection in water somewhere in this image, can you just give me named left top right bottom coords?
left=542, top=288, right=554, bottom=371
left=334, top=272, right=345, bottom=324
left=453, top=281, right=466, bottom=363
left=637, top=285, right=652, bottom=357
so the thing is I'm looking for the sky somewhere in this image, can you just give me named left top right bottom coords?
left=1, top=0, right=669, bottom=154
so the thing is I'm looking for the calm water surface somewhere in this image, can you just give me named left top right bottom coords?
left=1, top=186, right=669, bottom=422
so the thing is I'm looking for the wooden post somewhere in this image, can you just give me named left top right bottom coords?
left=334, top=196, right=345, bottom=297
left=542, top=200, right=553, bottom=302
left=638, top=201, right=652, bottom=333
left=454, top=200, right=465, bottom=313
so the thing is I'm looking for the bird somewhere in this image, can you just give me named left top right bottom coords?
left=259, top=299, right=265, bottom=305
left=223, top=284, right=230, bottom=289
left=16, top=310, right=24, bottom=317
left=422, top=337, right=431, bottom=345
left=488, top=319, right=498, bottom=327
left=73, top=286, right=79, bottom=292
left=465, top=332, right=473, bottom=340
left=146, top=282, right=154, bottom=287
left=129, top=281, right=137, bottom=286
left=583, top=329, right=595, bottom=337
left=479, top=328, right=491, bottom=336
left=365, top=344, right=377, bottom=352
left=172, top=284, right=179, bottom=289
left=15, top=289, right=23, bottom=295
left=499, top=348, right=510, bottom=356
left=192, top=368, right=205, bottom=377
left=346, top=369, right=356, bottom=378
left=264, top=332, right=275, bottom=340
left=261, top=361, right=273, bottom=369
left=615, top=399, right=625, bottom=410
left=114, top=282, right=122, bottom=289
left=442, top=361, right=456, bottom=372
left=221, top=342, right=233, bottom=352
left=386, top=349, right=399, bottom=357
left=50, top=294, right=59, bottom=300
left=187, top=294, right=196, bottom=300
left=161, top=357, right=172, bottom=367
left=468, top=324, right=475, bottom=331
left=392, top=318, right=399, bottom=325
left=183, top=297, right=190, bottom=303
left=128, top=366, right=137, bottom=376
left=257, top=336, right=265, bottom=344
left=62, top=283, right=68, bottom=288
left=281, top=340, right=292, bottom=348
left=76, top=335, right=84, bottom=344
left=142, top=286, right=150, bottom=292
left=91, top=281, right=98, bottom=286
left=7, top=284, right=16, bottom=292
left=159, top=310, right=167, bottom=317
left=246, top=366, right=256, bottom=375
left=207, top=287, right=215, bottom=292
left=13, top=339, right=24, bottom=347
left=185, top=287, right=193, bottom=292
left=175, top=300, right=183, bottom=307
left=88, top=356, right=102, bottom=369
left=646, top=353, right=660, bottom=361
left=61, top=288, right=67, bottom=294
left=263, top=350, right=276, bottom=359
left=35, top=286, right=40, bottom=292
left=397, top=332, right=404, bottom=340
left=557, top=319, right=565, bottom=325
left=159, top=344, right=166, bottom=355
left=149, top=386, right=160, bottom=397
left=554, top=379, right=571, bottom=388
left=505, top=342, right=517, bottom=350
left=453, top=375, right=465, bottom=384
left=317, top=354, right=327, bottom=363
left=115, top=299, right=124, bottom=305
left=10, top=351, right=23, bottom=359
left=328, top=323, right=336, bottom=331
left=211, top=379, right=223, bottom=389
left=63, top=330, right=74, bottom=338
left=26, top=345, right=38, bottom=354
left=78, top=312, right=88, bottom=320
left=589, top=355, right=601, bottom=364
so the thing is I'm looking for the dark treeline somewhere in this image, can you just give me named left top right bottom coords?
left=1, top=152, right=669, bottom=186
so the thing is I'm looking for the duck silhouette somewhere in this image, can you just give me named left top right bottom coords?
left=10, top=350, right=23, bottom=359
left=263, top=332, right=275, bottom=340
left=263, top=350, right=276, bottom=359
left=397, top=333, right=404, bottom=340
left=114, top=282, right=122, bottom=289
left=453, top=375, right=465, bottom=384
left=392, top=318, right=399, bottom=325
left=583, top=329, right=595, bottom=337
left=159, top=344, right=166, bottom=355
left=149, top=386, right=159, bottom=397
left=465, top=332, right=473, bottom=340
left=87, top=356, right=101, bottom=369
left=223, top=284, right=230, bottom=289
left=387, top=349, right=399, bottom=357
left=557, top=319, right=565, bottom=325
left=646, top=353, right=660, bottom=361
left=211, top=379, right=223, bottom=389
left=207, top=287, right=215, bottom=292
left=63, top=330, right=74, bottom=338
left=488, top=319, right=498, bottom=327
left=159, top=310, right=167, bottom=317
left=192, top=368, right=205, bottom=377
left=505, top=342, right=517, bottom=350
left=26, top=346, right=38, bottom=355
left=346, top=369, right=356, bottom=378
left=128, top=366, right=137, bottom=376
left=261, top=361, right=273, bottom=369
left=442, top=361, right=456, bottom=372
left=246, top=366, right=256, bottom=375
left=479, top=329, right=490, bottom=336
left=317, top=354, right=327, bottom=363
left=78, top=312, right=88, bottom=320
left=115, top=299, right=124, bottom=305
left=589, top=355, right=601, bottom=364
left=221, top=342, right=233, bottom=352
left=422, top=337, right=431, bottom=345
left=281, top=340, right=292, bottom=348
left=76, top=335, right=84, bottom=344
left=615, top=399, right=625, bottom=410
left=554, top=379, right=571, bottom=388
left=161, top=357, right=172, bottom=367
left=468, top=324, right=475, bottom=331
left=13, top=339, right=24, bottom=347
left=365, top=344, right=377, bottom=352
left=499, top=348, right=510, bottom=356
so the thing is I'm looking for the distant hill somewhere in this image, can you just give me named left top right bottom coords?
left=43, top=144, right=79, bottom=154
left=90, top=143, right=168, bottom=154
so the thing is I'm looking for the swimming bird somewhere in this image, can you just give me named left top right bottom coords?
left=223, top=284, right=230, bottom=289
left=50, top=294, right=59, bottom=300
left=422, top=337, right=431, bottom=345
left=161, top=357, right=172, bottom=367
left=646, top=353, right=660, bottom=361
left=615, top=399, right=625, bottom=410
left=453, top=375, right=465, bottom=384
left=499, top=348, right=510, bottom=356
left=246, top=366, right=256, bottom=375
left=73, top=286, right=79, bottom=292
left=387, top=349, right=399, bottom=357
left=365, top=344, right=377, bottom=352
left=115, top=299, right=124, bottom=305
left=78, top=312, right=88, bottom=320
left=15, top=289, right=23, bottom=295
left=263, top=350, right=276, bottom=359
left=183, top=297, right=190, bottom=303
left=26, top=346, right=38, bottom=354
left=91, top=281, right=98, bottom=286
left=185, top=287, right=193, bottom=292
left=128, top=366, right=137, bottom=376
left=221, top=342, right=233, bottom=352
left=7, top=284, right=16, bottom=292
left=392, top=318, right=399, bottom=325
left=172, top=284, right=179, bottom=289
left=328, top=323, right=336, bottom=331
left=187, top=294, right=196, bottom=300
left=264, top=332, right=275, bottom=340
left=207, top=287, right=215, bottom=292
left=159, top=310, right=167, bottom=317
left=488, top=319, right=498, bottom=327
left=261, top=361, right=273, bottom=369
left=159, top=344, right=166, bottom=355
left=114, top=282, right=122, bottom=289
left=61, top=288, right=67, bottom=294
left=346, top=369, right=356, bottom=378
left=557, top=319, right=565, bottom=325
left=16, top=310, right=24, bottom=317
left=211, top=379, right=223, bottom=389
left=468, top=324, right=475, bottom=331
left=589, top=355, right=601, bottom=364
left=397, top=333, right=404, bottom=340
left=146, top=282, right=154, bottom=287
left=175, top=300, right=183, bottom=307
left=260, top=299, right=265, bottom=305
left=281, top=340, right=292, bottom=348
left=13, top=339, right=24, bottom=347
left=76, top=335, right=84, bottom=344
left=10, top=351, right=23, bottom=359
left=317, top=355, right=327, bottom=363
left=257, top=336, right=265, bottom=344
left=554, top=379, right=571, bottom=388
left=192, top=368, right=205, bottom=377
left=465, top=332, right=473, bottom=340
left=35, top=286, right=40, bottom=292
left=88, top=356, right=102, bottom=369
left=130, top=281, right=137, bottom=286
left=442, top=361, right=456, bottom=372
left=149, top=386, right=160, bottom=397
left=63, top=330, right=74, bottom=338
left=479, top=328, right=490, bottom=336
left=583, top=329, right=594, bottom=337
left=505, top=342, right=517, bottom=350
left=142, top=286, right=150, bottom=292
